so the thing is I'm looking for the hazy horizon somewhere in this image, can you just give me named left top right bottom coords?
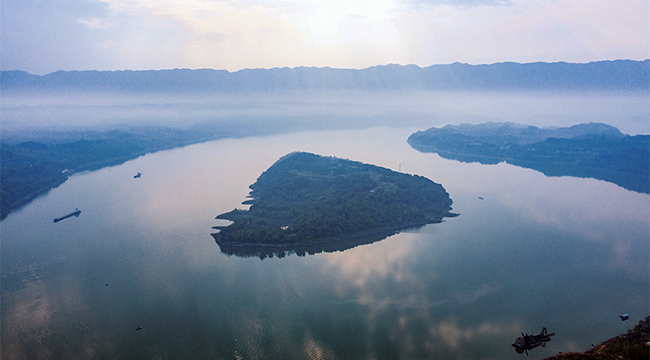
left=5, top=58, right=649, bottom=75
left=2, top=90, right=649, bottom=137
left=2, top=0, right=648, bottom=75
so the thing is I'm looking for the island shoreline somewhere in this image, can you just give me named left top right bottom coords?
left=212, top=214, right=458, bottom=249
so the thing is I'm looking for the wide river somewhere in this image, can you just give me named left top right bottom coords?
left=2, top=127, right=648, bottom=359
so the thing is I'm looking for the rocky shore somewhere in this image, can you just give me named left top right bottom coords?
left=543, top=316, right=649, bottom=360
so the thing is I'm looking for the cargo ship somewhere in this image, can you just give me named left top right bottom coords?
left=53, top=208, right=81, bottom=223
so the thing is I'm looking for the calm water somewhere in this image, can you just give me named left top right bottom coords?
left=2, top=127, right=648, bottom=359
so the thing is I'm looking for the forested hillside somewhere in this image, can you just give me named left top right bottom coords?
left=408, top=123, right=650, bottom=194
left=213, top=152, right=456, bottom=246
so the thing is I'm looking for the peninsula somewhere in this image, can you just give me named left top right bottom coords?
left=408, top=122, right=650, bottom=194
left=212, top=152, right=456, bottom=248
left=0, top=125, right=220, bottom=219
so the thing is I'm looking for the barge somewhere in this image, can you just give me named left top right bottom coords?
left=53, top=208, right=81, bottom=223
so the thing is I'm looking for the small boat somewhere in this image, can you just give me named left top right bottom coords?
left=53, top=208, right=81, bottom=223
left=620, top=314, right=629, bottom=321
left=135, top=326, right=143, bottom=331
left=512, top=327, right=555, bottom=355
left=134, top=172, right=141, bottom=178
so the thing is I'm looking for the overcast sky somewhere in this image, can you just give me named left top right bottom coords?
left=1, top=0, right=648, bottom=74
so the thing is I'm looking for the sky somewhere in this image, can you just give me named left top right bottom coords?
left=1, top=0, right=649, bottom=75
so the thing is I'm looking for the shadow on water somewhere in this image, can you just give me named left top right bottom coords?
left=214, top=226, right=426, bottom=260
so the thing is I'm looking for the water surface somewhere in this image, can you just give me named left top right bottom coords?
left=2, top=127, right=648, bottom=359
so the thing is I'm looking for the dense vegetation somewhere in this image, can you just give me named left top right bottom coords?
left=213, top=152, right=455, bottom=246
left=543, top=316, right=649, bottom=360
left=1, top=126, right=216, bottom=219
left=408, top=122, right=650, bottom=193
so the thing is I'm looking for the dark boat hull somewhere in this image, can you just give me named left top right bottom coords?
left=53, top=209, right=81, bottom=223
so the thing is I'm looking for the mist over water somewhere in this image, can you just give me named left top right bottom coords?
left=2, top=90, right=648, bottom=136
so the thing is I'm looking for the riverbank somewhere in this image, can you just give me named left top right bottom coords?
left=543, top=316, right=649, bottom=360
left=1, top=125, right=219, bottom=219
left=407, top=122, right=650, bottom=194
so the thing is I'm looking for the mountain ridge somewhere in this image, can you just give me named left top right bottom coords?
left=3, top=60, right=648, bottom=92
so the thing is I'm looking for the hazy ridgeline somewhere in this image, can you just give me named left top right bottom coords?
left=4, top=61, right=648, bottom=93
left=2, top=61, right=649, bottom=139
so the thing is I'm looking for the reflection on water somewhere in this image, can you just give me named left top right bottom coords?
left=215, top=228, right=408, bottom=259
left=412, top=145, right=650, bottom=194
left=2, top=127, right=648, bottom=359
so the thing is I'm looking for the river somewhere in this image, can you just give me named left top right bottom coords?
left=1, top=126, right=648, bottom=359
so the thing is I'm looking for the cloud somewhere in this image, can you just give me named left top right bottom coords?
left=1, top=0, right=111, bottom=74
left=1, top=0, right=647, bottom=73
left=402, top=0, right=512, bottom=8
left=392, top=0, right=650, bottom=65
left=429, top=320, right=520, bottom=350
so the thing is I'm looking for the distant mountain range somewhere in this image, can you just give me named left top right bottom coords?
left=2, top=60, right=648, bottom=93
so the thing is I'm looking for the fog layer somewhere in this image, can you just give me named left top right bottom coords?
left=2, top=90, right=648, bottom=140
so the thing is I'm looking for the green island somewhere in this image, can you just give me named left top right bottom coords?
left=408, top=122, right=649, bottom=194
left=212, top=152, right=456, bottom=249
